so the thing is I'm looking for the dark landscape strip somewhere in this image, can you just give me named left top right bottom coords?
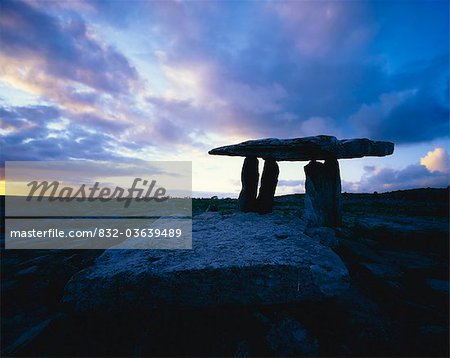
left=5, top=216, right=192, bottom=219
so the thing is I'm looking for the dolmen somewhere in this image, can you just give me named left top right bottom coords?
left=209, top=135, right=394, bottom=227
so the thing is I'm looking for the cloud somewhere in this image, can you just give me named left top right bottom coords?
left=364, top=165, right=448, bottom=192
left=0, top=104, right=135, bottom=164
left=2, top=0, right=449, bottom=147
left=0, top=0, right=155, bottom=154
left=363, top=165, right=376, bottom=173
left=299, top=117, right=342, bottom=137
left=0, top=0, right=139, bottom=94
left=74, top=113, right=131, bottom=133
left=278, top=179, right=304, bottom=187
left=420, top=147, right=450, bottom=173
left=346, top=54, right=449, bottom=143
left=346, top=157, right=449, bottom=193
left=137, top=1, right=448, bottom=144
left=0, top=1, right=212, bottom=153
left=0, top=0, right=151, bottom=142
left=1, top=105, right=59, bottom=132
left=268, top=0, right=374, bottom=58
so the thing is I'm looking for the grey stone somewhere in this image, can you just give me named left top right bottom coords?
left=426, top=279, right=449, bottom=294
left=339, top=238, right=385, bottom=263
left=234, top=340, right=250, bottom=357
left=304, top=159, right=342, bottom=227
left=256, top=159, right=279, bottom=214
left=360, top=262, right=403, bottom=279
left=266, top=316, right=319, bottom=356
left=420, top=324, right=448, bottom=335
left=238, top=157, right=259, bottom=212
left=379, top=250, right=438, bottom=271
left=206, top=204, right=218, bottom=212
left=209, top=135, right=394, bottom=161
left=62, top=212, right=349, bottom=313
left=15, top=265, right=39, bottom=276
left=2, top=316, right=58, bottom=356
left=305, top=227, right=340, bottom=249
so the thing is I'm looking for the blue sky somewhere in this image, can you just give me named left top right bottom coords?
left=1, top=0, right=449, bottom=197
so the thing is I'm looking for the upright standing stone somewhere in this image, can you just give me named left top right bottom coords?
left=238, top=157, right=259, bottom=212
left=304, top=159, right=342, bottom=227
left=257, top=159, right=279, bottom=214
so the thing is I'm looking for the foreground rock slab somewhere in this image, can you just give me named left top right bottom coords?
left=62, top=213, right=349, bottom=312
left=209, top=135, right=394, bottom=161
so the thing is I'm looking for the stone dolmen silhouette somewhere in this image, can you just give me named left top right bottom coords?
left=209, top=135, right=394, bottom=227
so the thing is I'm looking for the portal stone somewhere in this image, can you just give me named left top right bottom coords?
left=304, top=159, right=342, bottom=227
left=257, top=159, right=279, bottom=214
left=238, top=157, right=259, bottom=212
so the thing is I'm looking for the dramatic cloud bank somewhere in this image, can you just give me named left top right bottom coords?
left=344, top=148, right=450, bottom=193
left=1, top=0, right=449, bottom=194
left=420, top=147, right=450, bottom=173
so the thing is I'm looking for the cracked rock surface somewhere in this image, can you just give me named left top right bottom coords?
left=62, top=212, right=349, bottom=312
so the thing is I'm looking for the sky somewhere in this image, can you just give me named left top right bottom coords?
left=1, top=0, right=449, bottom=197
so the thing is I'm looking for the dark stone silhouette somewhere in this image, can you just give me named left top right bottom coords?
left=209, top=135, right=394, bottom=160
left=238, top=157, right=259, bottom=212
left=304, top=159, right=342, bottom=227
left=257, top=159, right=279, bottom=214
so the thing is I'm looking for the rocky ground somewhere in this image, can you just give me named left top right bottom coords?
left=1, top=188, right=449, bottom=357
